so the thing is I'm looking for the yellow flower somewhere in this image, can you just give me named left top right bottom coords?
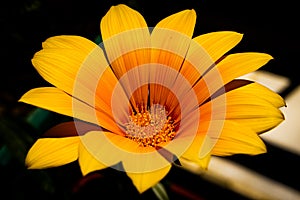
left=19, top=4, right=285, bottom=193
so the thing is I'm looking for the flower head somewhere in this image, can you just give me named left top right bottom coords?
left=20, top=4, right=285, bottom=193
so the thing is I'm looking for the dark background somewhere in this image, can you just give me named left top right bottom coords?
left=0, top=0, right=299, bottom=199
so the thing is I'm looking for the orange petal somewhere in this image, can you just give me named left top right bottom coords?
left=100, top=4, right=151, bottom=107
left=148, top=9, right=197, bottom=108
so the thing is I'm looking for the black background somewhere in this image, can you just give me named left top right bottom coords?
left=0, top=0, right=299, bottom=199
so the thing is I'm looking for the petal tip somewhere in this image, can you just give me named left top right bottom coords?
left=189, top=8, right=196, bottom=17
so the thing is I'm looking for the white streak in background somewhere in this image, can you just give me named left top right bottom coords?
left=239, top=70, right=290, bottom=94
left=181, top=156, right=300, bottom=200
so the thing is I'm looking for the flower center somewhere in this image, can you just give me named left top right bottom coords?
left=125, top=104, right=175, bottom=147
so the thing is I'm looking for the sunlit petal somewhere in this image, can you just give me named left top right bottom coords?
left=193, top=31, right=243, bottom=62
left=33, top=35, right=119, bottom=123
left=42, top=35, right=97, bottom=53
left=100, top=4, right=148, bottom=42
left=233, top=81, right=286, bottom=108
left=154, top=9, right=196, bottom=37
left=32, top=36, right=106, bottom=96
left=217, top=52, right=273, bottom=84
left=151, top=9, right=196, bottom=67
left=26, top=137, right=80, bottom=169
left=208, top=120, right=267, bottom=156
left=199, top=83, right=285, bottom=133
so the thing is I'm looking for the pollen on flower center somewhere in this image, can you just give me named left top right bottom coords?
left=125, top=104, right=175, bottom=147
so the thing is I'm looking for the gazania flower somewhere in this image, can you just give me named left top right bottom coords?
left=19, top=4, right=285, bottom=193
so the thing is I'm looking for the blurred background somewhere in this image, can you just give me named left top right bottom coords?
left=0, top=0, right=299, bottom=199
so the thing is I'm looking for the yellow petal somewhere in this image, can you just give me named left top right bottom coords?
left=19, top=87, right=86, bottom=119
left=32, top=48, right=84, bottom=95
left=224, top=81, right=285, bottom=133
left=176, top=37, right=215, bottom=90
left=100, top=4, right=150, bottom=107
left=232, top=117, right=284, bottom=134
left=100, top=4, right=148, bottom=41
left=193, top=31, right=243, bottom=62
left=233, top=81, right=286, bottom=108
left=33, top=35, right=117, bottom=118
left=19, top=87, right=123, bottom=135
left=208, top=120, right=267, bottom=156
left=100, top=4, right=150, bottom=72
left=150, top=9, right=196, bottom=74
left=225, top=106, right=284, bottom=134
left=33, top=37, right=120, bottom=123
left=217, top=52, right=273, bottom=84
left=126, top=165, right=171, bottom=193
left=25, top=136, right=80, bottom=169
left=147, top=9, right=196, bottom=108
left=193, top=53, right=273, bottom=104
left=42, top=35, right=97, bottom=53
left=32, top=36, right=106, bottom=96
left=80, top=131, right=122, bottom=170
left=199, top=83, right=285, bottom=133
left=154, top=9, right=196, bottom=37
left=78, top=141, right=107, bottom=176
left=149, top=38, right=195, bottom=108
left=81, top=131, right=169, bottom=174
left=180, top=134, right=212, bottom=170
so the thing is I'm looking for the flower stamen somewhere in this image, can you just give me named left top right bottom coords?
left=125, top=104, right=175, bottom=147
